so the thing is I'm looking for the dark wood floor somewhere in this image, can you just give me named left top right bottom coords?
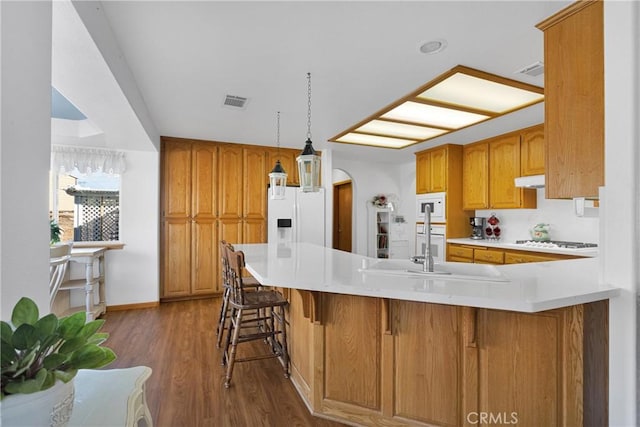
left=101, top=298, right=345, bottom=427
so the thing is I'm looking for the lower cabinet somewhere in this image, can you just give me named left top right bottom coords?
left=286, top=291, right=608, bottom=427
left=447, top=243, right=582, bottom=264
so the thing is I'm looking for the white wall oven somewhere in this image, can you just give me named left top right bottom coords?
left=415, top=224, right=446, bottom=263
left=416, top=192, right=446, bottom=223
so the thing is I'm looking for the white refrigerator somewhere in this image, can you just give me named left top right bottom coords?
left=268, top=187, right=325, bottom=246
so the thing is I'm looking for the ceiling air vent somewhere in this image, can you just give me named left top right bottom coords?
left=515, top=61, right=544, bottom=77
left=222, top=94, right=249, bottom=109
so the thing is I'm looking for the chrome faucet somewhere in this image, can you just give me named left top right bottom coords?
left=411, top=208, right=434, bottom=272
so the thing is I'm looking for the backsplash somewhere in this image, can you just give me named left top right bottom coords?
left=475, top=188, right=599, bottom=243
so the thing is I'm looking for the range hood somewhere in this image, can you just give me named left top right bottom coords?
left=514, top=174, right=545, bottom=188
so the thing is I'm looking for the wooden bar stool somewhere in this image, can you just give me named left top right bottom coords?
left=215, top=240, right=261, bottom=348
left=221, top=244, right=289, bottom=388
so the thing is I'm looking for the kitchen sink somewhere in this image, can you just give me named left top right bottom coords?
left=359, top=259, right=510, bottom=282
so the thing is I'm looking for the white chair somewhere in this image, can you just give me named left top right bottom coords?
left=49, top=243, right=72, bottom=309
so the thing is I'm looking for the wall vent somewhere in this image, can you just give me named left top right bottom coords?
left=515, top=61, right=544, bottom=77
left=223, top=94, right=249, bottom=109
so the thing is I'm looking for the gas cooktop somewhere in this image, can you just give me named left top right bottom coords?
left=514, top=240, right=598, bottom=249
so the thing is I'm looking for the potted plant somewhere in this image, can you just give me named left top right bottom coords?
left=50, top=219, right=62, bottom=245
left=1, top=297, right=116, bottom=426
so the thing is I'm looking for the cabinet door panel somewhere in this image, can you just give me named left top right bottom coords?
left=218, top=145, right=243, bottom=218
left=489, top=135, right=521, bottom=209
left=243, top=219, right=266, bottom=244
left=323, top=294, right=380, bottom=410
left=192, top=143, right=217, bottom=218
left=162, top=141, right=192, bottom=218
left=218, top=218, right=242, bottom=246
left=394, top=301, right=460, bottom=426
left=161, top=219, right=191, bottom=298
left=416, top=151, right=430, bottom=194
left=462, top=143, right=489, bottom=209
left=478, top=309, right=561, bottom=426
left=520, top=125, right=545, bottom=176
left=243, top=148, right=267, bottom=219
left=429, top=147, right=447, bottom=192
left=192, top=219, right=219, bottom=294
left=542, top=1, right=603, bottom=198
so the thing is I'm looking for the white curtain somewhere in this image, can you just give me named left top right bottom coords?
left=51, top=145, right=126, bottom=174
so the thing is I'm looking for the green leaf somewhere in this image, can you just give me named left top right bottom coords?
left=4, top=368, right=48, bottom=394
left=69, top=345, right=116, bottom=369
left=55, top=368, right=77, bottom=383
left=11, top=324, right=39, bottom=350
left=34, top=314, right=58, bottom=341
left=43, top=353, right=68, bottom=370
left=59, top=337, right=87, bottom=354
left=58, top=312, right=86, bottom=340
left=11, top=297, right=39, bottom=328
left=12, top=347, right=37, bottom=377
left=0, top=338, right=17, bottom=368
left=78, top=319, right=105, bottom=339
left=40, top=371, right=56, bottom=391
left=0, top=321, right=13, bottom=343
left=87, top=332, right=109, bottom=346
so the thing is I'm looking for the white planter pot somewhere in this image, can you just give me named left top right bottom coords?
left=0, top=379, right=75, bottom=427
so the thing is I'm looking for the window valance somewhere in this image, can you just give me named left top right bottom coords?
left=51, top=145, right=126, bottom=174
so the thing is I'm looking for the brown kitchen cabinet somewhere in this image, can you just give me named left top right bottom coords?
left=489, top=134, right=535, bottom=209
left=465, top=301, right=608, bottom=427
left=463, top=129, right=537, bottom=210
left=416, top=144, right=470, bottom=238
left=285, top=291, right=607, bottom=426
left=447, top=243, right=582, bottom=264
left=537, top=1, right=604, bottom=199
left=416, top=145, right=447, bottom=194
left=161, top=139, right=219, bottom=298
left=462, top=142, right=489, bottom=209
left=520, top=124, right=545, bottom=176
left=161, top=137, right=300, bottom=300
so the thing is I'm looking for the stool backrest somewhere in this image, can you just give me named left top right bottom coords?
left=224, top=243, right=247, bottom=305
left=219, top=240, right=230, bottom=289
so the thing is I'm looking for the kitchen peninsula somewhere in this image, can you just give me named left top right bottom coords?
left=237, top=242, right=617, bottom=426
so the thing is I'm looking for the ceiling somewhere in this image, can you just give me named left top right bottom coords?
left=55, top=1, right=571, bottom=164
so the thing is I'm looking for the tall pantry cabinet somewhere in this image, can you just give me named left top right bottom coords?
left=161, top=139, right=219, bottom=299
left=161, top=137, right=300, bottom=300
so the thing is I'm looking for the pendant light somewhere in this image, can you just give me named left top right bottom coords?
left=268, top=111, right=288, bottom=200
left=296, top=72, right=321, bottom=192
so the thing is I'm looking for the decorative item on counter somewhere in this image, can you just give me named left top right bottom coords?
left=530, top=223, right=551, bottom=242
left=485, top=213, right=501, bottom=240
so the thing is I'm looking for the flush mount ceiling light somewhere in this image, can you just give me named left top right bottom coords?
left=419, top=39, right=447, bottom=55
left=329, top=65, right=544, bottom=149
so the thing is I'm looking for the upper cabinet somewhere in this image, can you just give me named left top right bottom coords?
left=463, top=128, right=537, bottom=210
left=537, top=1, right=604, bottom=199
left=416, top=146, right=447, bottom=194
left=520, top=124, right=545, bottom=177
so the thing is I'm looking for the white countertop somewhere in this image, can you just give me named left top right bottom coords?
left=235, top=243, right=618, bottom=313
left=447, top=238, right=599, bottom=257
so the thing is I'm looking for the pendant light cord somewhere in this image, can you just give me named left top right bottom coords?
left=276, top=111, right=281, bottom=159
left=306, top=72, right=312, bottom=140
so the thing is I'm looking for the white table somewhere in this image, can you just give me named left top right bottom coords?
left=70, top=367, right=153, bottom=427
left=60, top=247, right=107, bottom=320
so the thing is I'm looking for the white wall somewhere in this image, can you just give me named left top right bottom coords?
left=475, top=188, right=599, bottom=243
left=332, top=156, right=413, bottom=256
left=603, top=2, right=639, bottom=425
left=0, top=1, right=52, bottom=317
left=105, top=149, right=159, bottom=305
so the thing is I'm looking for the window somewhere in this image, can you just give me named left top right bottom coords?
left=49, top=145, right=125, bottom=242
left=50, top=170, right=121, bottom=242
